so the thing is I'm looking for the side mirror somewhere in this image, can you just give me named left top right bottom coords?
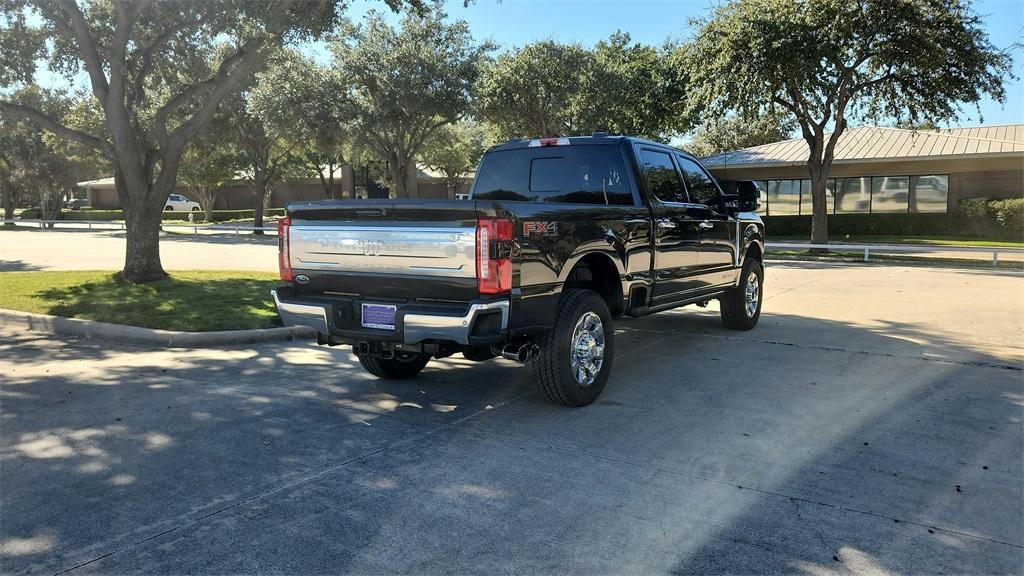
left=735, top=180, right=760, bottom=212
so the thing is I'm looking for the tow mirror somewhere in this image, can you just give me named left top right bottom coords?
left=735, top=181, right=760, bottom=212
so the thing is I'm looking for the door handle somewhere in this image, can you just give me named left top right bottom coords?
left=656, top=219, right=676, bottom=229
left=698, top=221, right=714, bottom=230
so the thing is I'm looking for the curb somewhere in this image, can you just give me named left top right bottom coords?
left=0, top=308, right=316, bottom=348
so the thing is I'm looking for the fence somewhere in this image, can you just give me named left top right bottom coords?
left=766, top=242, right=1023, bottom=267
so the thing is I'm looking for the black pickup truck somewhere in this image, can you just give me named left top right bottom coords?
left=273, top=135, right=765, bottom=406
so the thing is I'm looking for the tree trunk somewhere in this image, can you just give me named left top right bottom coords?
left=202, top=188, right=215, bottom=223
left=119, top=174, right=168, bottom=283
left=808, top=162, right=829, bottom=245
left=252, top=171, right=267, bottom=235
left=388, top=159, right=407, bottom=199
left=2, top=185, right=15, bottom=222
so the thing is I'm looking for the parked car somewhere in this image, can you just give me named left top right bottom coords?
left=273, top=135, right=765, bottom=406
left=164, top=194, right=201, bottom=212
left=64, top=198, right=90, bottom=210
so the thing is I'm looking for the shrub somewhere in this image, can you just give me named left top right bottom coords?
left=959, top=198, right=992, bottom=236
left=988, top=199, right=1024, bottom=237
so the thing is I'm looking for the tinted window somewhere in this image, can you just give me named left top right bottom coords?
left=871, top=176, right=910, bottom=213
left=766, top=180, right=799, bottom=215
left=834, top=177, right=870, bottom=213
left=639, top=150, right=687, bottom=204
left=910, top=175, right=948, bottom=213
left=677, top=157, right=720, bottom=207
left=473, top=145, right=633, bottom=205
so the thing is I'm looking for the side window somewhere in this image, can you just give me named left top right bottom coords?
left=528, top=149, right=632, bottom=205
left=677, top=157, right=721, bottom=207
left=639, top=149, right=687, bottom=204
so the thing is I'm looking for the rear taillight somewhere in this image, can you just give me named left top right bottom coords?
left=476, top=217, right=513, bottom=295
left=277, top=216, right=293, bottom=281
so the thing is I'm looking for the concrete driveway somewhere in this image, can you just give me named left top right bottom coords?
left=1, top=263, right=1021, bottom=575
left=0, top=229, right=277, bottom=272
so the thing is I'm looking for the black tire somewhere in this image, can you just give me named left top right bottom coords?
left=358, top=351, right=430, bottom=379
left=533, top=289, right=614, bottom=407
left=720, top=258, right=763, bottom=330
left=191, top=206, right=201, bottom=211
left=164, top=206, right=173, bottom=211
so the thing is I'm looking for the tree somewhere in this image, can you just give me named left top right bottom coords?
left=292, top=65, right=352, bottom=199
left=228, top=49, right=309, bottom=231
left=333, top=9, right=492, bottom=198
left=0, top=87, right=103, bottom=221
left=420, top=120, right=490, bottom=198
left=0, top=0, right=413, bottom=282
left=684, top=111, right=796, bottom=157
left=684, top=0, right=1013, bottom=244
left=477, top=34, right=687, bottom=141
left=477, top=40, right=593, bottom=140
left=576, top=32, right=686, bottom=140
left=178, top=127, right=236, bottom=222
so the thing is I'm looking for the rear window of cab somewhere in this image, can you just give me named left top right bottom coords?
left=472, top=146, right=635, bottom=205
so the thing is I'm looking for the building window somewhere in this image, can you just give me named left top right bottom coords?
left=910, top=175, right=949, bottom=213
left=798, top=179, right=812, bottom=215
left=766, top=180, right=799, bottom=215
left=757, top=174, right=948, bottom=216
left=834, top=177, right=871, bottom=214
left=754, top=180, right=768, bottom=214
left=871, top=176, right=911, bottom=213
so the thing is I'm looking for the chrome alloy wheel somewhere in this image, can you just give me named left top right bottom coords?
left=570, top=311, right=605, bottom=386
left=744, top=271, right=760, bottom=318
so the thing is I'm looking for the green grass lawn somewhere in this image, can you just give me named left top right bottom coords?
left=770, top=235, right=1024, bottom=248
left=0, top=270, right=282, bottom=331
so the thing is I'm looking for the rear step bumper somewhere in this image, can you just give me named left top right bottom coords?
left=271, top=288, right=508, bottom=346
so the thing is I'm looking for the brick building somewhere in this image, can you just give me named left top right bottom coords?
left=700, top=124, right=1023, bottom=216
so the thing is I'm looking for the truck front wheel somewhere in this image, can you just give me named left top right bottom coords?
left=533, top=289, right=615, bottom=407
left=719, top=258, right=763, bottom=330
left=358, top=351, right=430, bottom=379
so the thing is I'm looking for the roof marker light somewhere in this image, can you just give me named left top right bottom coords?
left=528, top=137, right=571, bottom=147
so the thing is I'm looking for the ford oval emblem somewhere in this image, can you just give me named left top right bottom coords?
left=294, top=274, right=310, bottom=284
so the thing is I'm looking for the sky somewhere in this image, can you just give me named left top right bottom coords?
left=331, top=0, right=1024, bottom=129
left=29, top=0, right=1024, bottom=129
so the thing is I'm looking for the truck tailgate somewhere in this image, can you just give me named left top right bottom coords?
left=285, top=200, right=483, bottom=300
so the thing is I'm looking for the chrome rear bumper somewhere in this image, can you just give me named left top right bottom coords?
left=271, top=289, right=508, bottom=346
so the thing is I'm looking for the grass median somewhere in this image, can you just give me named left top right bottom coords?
left=0, top=270, right=282, bottom=332
left=769, top=234, right=1024, bottom=248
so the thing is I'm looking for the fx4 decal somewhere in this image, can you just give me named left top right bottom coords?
left=523, top=221, right=558, bottom=237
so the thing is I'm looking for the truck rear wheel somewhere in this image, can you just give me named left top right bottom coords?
left=358, top=351, right=430, bottom=379
left=533, top=289, right=614, bottom=407
left=720, top=258, right=763, bottom=330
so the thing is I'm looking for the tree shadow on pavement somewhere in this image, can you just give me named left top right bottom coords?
left=0, top=309, right=1021, bottom=575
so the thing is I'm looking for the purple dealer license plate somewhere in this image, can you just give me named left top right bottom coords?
left=361, top=303, right=396, bottom=330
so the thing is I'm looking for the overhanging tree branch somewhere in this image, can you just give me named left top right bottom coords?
left=0, top=100, right=110, bottom=154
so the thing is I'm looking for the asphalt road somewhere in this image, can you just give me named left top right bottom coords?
left=1, top=263, right=1022, bottom=575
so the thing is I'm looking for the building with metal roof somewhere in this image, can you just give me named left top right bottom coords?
left=701, top=124, right=1023, bottom=216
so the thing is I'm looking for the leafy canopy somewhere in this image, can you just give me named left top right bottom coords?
left=332, top=7, right=492, bottom=197
left=477, top=33, right=686, bottom=141
left=685, top=0, right=1013, bottom=134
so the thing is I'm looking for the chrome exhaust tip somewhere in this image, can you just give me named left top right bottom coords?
left=501, top=342, right=540, bottom=363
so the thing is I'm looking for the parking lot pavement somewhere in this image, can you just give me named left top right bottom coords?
left=0, top=229, right=277, bottom=272
left=1, top=263, right=1021, bottom=575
